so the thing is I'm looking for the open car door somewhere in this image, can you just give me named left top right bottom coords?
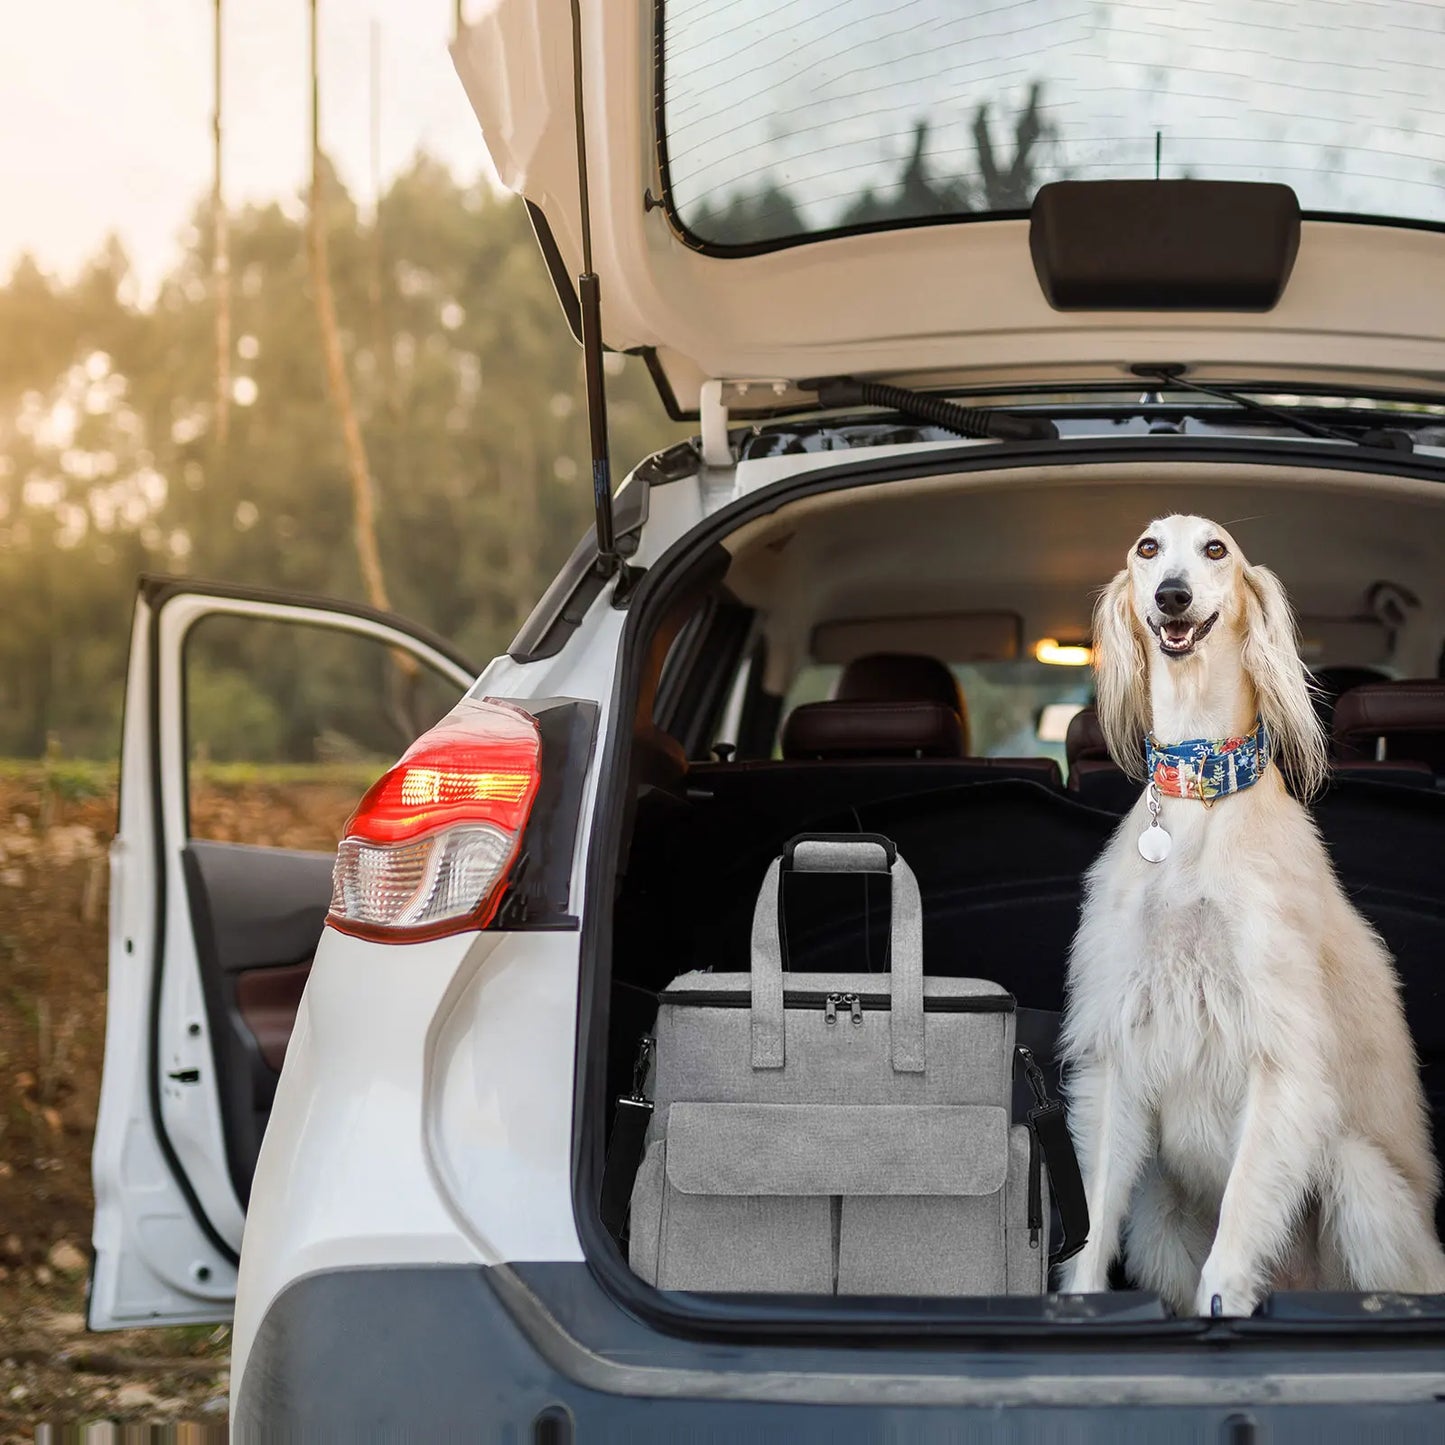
left=89, top=577, right=475, bottom=1328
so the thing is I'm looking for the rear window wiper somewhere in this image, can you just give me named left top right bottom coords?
left=1132, top=365, right=1415, bottom=453
left=803, top=376, right=1058, bottom=443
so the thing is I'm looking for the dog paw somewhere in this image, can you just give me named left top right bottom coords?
left=1194, top=1260, right=1257, bottom=1318
left=1059, top=1250, right=1108, bottom=1297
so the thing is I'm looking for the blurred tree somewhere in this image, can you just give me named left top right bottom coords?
left=687, top=85, right=1061, bottom=242
left=685, top=178, right=806, bottom=246
left=0, top=165, right=689, bottom=758
left=973, top=82, right=1050, bottom=211
left=839, top=121, right=971, bottom=229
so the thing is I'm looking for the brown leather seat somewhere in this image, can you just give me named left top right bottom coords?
left=1332, top=680, right=1445, bottom=777
left=782, top=699, right=965, bottom=760
left=1064, top=706, right=1111, bottom=773
left=1064, top=706, right=1140, bottom=809
left=833, top=652, right=971, bottom=752
left=1310, top=664, right=1392, bottom=730
left=782, top=651, right=971, bottom=761
left=780, top=651, right=1066, bottom=783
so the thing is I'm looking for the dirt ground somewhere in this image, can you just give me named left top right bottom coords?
left=0, top=767, right=361, bottom=1442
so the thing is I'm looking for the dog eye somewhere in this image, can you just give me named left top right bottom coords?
left=1205, top=540, right=1228, bottom=560
left=1136, top=538, right=1159, bottom=559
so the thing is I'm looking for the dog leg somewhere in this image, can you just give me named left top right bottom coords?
left=1123, top=1159, right=1214, bottom=1315
left=1194, top=1064, right=1320, bottom=1316
left=1320, top=1137, right=1445, bottom=1295
left=1058, top=1056, right=1150, bottom=1295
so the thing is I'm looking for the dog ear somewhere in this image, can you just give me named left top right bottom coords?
left=1093, top=568, right=1150, bottom=778
left=1241, top=564, right=1328, bottom=799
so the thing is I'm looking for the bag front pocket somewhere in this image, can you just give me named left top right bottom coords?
left=653, top=1102, right=1011, bottom=1296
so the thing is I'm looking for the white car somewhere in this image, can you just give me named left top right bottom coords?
left=91, top=0, right=1445, bottom=1437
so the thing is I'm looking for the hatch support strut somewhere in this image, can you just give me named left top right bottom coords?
left=569, top=0, right=619, bottom=569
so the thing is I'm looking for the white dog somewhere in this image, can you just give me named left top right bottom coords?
left=1059, top=513, right=1445, bottom=1316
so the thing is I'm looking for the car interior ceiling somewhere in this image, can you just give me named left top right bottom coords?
left=608, top=460, right=1445, bottom=1269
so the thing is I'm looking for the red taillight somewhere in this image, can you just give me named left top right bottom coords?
left=327, top=697, right=542, bottom=939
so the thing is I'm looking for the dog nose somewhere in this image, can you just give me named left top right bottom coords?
left=1154, top=579, right=1193, bottom=617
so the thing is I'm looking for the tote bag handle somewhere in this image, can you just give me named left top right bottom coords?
left=749, top=834, right=924, bottom=1073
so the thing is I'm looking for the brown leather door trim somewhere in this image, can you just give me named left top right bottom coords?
left=234, top=963, right=311, bottom=1072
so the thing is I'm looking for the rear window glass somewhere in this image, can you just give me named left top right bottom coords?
left=780, top=661, right=1092, bottom=765
left=660, top=0, right=1445, bottom=248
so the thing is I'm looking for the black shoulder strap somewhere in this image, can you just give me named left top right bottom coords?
left=599, top=1034, right=656, bottom=1242
left=600, top=1097, right=652, bottom=1240
left=1018, top=1047, right=1089, bottom=1266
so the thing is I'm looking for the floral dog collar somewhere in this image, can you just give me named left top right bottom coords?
left=1145, top=718, right=1271, bottom=805
left=1136, top=719, right=1271, bottom=863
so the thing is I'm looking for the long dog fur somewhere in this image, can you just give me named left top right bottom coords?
left=1059, top=513, right=1445, bottom=1315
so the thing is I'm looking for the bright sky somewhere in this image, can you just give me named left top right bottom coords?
left=0, top=0, right=496, bottom=296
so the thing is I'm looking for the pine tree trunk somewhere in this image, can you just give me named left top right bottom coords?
left=308, top=0, right=419, bottom=737
left=213, top=0, right=230, bottom=448
left=307, top=0, right=391, bottom=616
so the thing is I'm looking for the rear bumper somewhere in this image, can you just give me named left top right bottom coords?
left=234, top=1263, right=1445, bottom=1442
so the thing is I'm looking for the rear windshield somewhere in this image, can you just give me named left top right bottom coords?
left=660, top=0, right=1445, bottom=249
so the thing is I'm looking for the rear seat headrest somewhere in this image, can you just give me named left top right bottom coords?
left=782, top=700, right=966, bottom=761
left=836, top=653, right=969, bottom=753
left=1064, top=707, right=1110, bottom=767
left=1331, top=680, right=1445, bottom=771
left=1064, top=706, right=1143, bottom=776
left=1310, top=665, right=1392, bottom=728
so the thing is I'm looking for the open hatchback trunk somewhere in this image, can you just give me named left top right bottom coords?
left=578, top=438, right=1445, bottom=1341
left=449, top=0, right=1445, bottom=1338
left=453, top=0, right=1445, bottom=422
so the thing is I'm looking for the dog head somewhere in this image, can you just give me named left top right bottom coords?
left=1092, top=514, right=1327, bottom=796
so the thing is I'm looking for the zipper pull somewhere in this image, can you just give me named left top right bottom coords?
left=846, top=994, right=863, bottom=1026
left=630, top=1034, right=655, bottom=1101
left=825, top=994, right=839, bottom=1026
left=1016, top=1045, right=1050, bottom=1109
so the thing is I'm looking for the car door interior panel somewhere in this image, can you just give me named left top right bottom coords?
left=181, top=841, right=335, bottom=1204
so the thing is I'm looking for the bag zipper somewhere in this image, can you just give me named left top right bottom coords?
left=662, top=988, right=1015, bottom=1014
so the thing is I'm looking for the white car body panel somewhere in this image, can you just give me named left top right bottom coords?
left=452, top=0, right=1445, bottom=412
left=229, top=926, right=588, bottom=1393
left=230, top=596, right=626, bottom=1394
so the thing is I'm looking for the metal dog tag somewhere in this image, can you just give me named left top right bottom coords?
left=1138, top=820, right=1172, bottom=863
left=1138, top=780, right=1172, bottom=863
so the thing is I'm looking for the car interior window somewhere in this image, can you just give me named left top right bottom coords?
left=183, top=613, right=461, bottom=849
